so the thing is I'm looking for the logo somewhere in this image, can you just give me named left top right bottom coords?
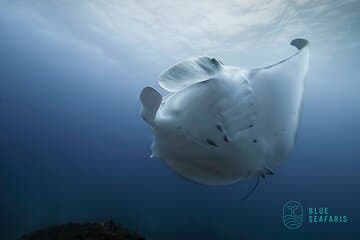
left=282, top=201, right=303, bottom=230
left=282, top=201, right=349, bottom=229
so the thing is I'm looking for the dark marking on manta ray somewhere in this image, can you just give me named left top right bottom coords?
left=265, top=168, right=274, bottom=175
left=216, top=124, right=223, bottom=132
left=223, top=135, right=229, bottom=143
left=206, top=138, right=218, bottom=147
left=248, top=124, right=254, bottom=128
left=211, top=58, right=217, bottom=64
left=253, top=139, right=257, bottom=143
left=210, top=58, right=221, bottom=69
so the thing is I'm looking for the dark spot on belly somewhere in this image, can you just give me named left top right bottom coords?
left=216, top=124, right=223, bottom=132
left=253, top=139, right=257, bottom=143
left=206, top=138, right=218, bottom=147
left=223, top=135, right=229, bottom=143
left=248, top=124, right=254, bottom=128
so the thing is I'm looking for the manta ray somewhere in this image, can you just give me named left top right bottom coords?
left=140, top=39, right=309, bottom=189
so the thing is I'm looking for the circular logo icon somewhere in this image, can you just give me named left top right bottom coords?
left=282, top=201, right=303, bottom=230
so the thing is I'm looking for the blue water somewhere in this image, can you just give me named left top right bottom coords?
left=1, top=1, right=360, bottom=239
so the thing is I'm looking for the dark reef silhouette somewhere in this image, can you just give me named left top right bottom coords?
left=20, top=220, right=144, bottom=240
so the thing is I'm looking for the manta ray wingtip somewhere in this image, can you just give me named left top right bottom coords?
left=290, top=38, right=309, bottom=50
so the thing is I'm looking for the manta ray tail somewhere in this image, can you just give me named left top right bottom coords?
left=241, top=175, right=260, bottom=200
left=140, top=87, right=162, bottom=125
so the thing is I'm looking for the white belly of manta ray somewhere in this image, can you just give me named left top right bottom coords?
left=140, top=39, right=309, bottom=186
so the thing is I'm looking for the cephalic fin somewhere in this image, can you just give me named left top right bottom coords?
left=140, top=87, right=162, bottom=125
left=159, top=56, right=223, bottom=92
